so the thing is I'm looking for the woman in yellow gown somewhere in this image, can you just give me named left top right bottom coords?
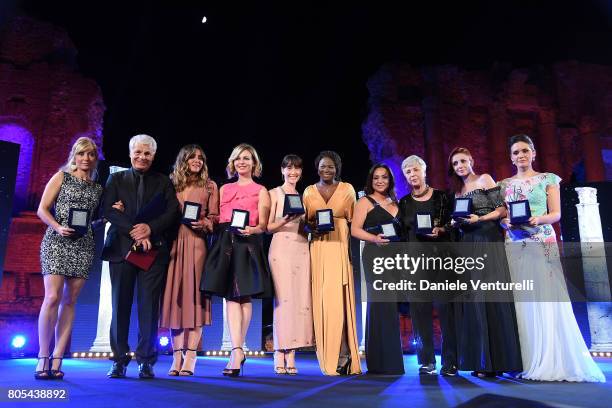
left=303, top=151, right=362, bottom=376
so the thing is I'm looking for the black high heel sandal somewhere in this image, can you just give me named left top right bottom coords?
left=336, top=355, right=352, bottom=376
left=50, top=357, right=64, bottom=379
left=179, top=348, right=197, bottom=376
left=34, top=356, right=50, bottom=380
left=168, top=349, right=183, bottom=376
left=223, top=347, right=246, bottom=377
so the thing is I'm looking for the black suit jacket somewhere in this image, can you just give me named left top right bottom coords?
left=101, top=168, right=180, bottom=263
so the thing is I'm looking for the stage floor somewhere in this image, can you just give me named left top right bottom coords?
left=2, top=354, right=610, bottom=408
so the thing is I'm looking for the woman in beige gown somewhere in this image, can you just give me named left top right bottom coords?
left=160, top=145, right=219, bottom=376
left=303, top=150, right=362, bottom=376
left=267, top=154, right=314, bottom=375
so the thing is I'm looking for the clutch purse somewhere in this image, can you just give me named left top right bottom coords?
left=125, top=243, right=159, bottom=271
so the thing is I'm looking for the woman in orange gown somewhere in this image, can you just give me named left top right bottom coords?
left=302, top=151, right=362, bottom=376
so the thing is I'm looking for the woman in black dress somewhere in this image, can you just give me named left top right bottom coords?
left=397, top=155, right=458, bottom=376
left=448, top=147, right=522, bottom=377
left=351, top=164, right=404, bottom=375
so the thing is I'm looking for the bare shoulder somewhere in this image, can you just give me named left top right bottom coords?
left=479, top=173, right=497, bottom=189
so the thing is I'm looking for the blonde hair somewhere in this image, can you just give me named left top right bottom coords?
left=170, top=144, right=209, bottom=192
left=226, top=143, right=262, bottom=178
left=61, top=136, right=99, bottom=178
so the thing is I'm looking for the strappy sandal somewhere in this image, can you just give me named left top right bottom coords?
left=223, top=347, right=246, bottom=377
left=179, top=348, right=197, bottom=376
left=34, top=356, right=50, bottom=380
left=168, top=349, right=183, bottom=376
left=274, top=351, right=287, bottom=375
left=49, top=357, right=64, bottom=379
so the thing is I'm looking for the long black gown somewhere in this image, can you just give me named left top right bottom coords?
left=454, top=187, right=523, bottom=373
left=363, top=196, right=405, bottom=375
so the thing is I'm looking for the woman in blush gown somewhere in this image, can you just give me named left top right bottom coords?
left=267, top=154, right=314, bottom=375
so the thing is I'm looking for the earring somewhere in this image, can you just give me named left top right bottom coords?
left=70, top=163, right=77, bottom=171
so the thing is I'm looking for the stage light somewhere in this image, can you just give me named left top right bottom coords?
left=11, top=335, right=26, bottom=349
left=159, top=336, right=170, bottom=347
left=205, top=351, right=210, bottom=356
left=110, top=353, right=114, bottom=358
left=80, top=353, right=86, bottom=357
left=72, top=353, right=78, bottom=358
left=95, top=353, right=100, bottom=357
left=202, top=16, right=207, bottom=23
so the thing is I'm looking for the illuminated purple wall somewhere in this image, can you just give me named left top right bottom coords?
left=0, top=124, right=33, bottom=213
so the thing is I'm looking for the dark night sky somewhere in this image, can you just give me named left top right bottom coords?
left=11, top=1, right=612, bottom=188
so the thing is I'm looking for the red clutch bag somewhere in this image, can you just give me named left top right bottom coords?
left=125, top=248, right=159, bottom=271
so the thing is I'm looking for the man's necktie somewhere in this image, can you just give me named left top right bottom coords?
left=136, top=174, right=144, bottom=214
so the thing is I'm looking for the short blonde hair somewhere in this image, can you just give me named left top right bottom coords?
left=401, top=155, right=427, bottom=175
left=62, top=136, right=99, bottom=177
left=226, top=143, right=262, bottom=178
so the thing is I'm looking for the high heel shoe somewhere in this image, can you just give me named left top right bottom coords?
left=179, top=348, right=198, bottom=376
left=49, top=357, right=64, bottom=379
left=223, top=347, right=246, bottom=377
left=34, top=356, right=50, bottom=380
left=168, top=349, right=183, bottom=376
left=336, top=355, right=352, bottom=376
left=274, top=351, right=287, bottom=375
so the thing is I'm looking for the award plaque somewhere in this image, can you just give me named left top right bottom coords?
left=316, top=209, right=334, bottom=232
left=283, top=194, right=305, bottom=216
left=453, top=197, right=472, bottom=219
left=68, top=208, right=90, bottom=237
left=230, top=209, right=249, bottom=231
left=415, top=212, right=433, bottom=234
left=380, top=222, right=400, bottom=241
left=509, top=200, right=531, bottom=224
left=182, top=201, right=202, bottom=225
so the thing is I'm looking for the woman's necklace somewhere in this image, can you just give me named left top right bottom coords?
left=411, top=185, right=430, bottom=198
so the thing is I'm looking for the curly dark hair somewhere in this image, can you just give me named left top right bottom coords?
left=314, top=150, right=342, bottom=181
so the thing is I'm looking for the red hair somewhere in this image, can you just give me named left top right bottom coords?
left=447, top=147, right=473, bottom=193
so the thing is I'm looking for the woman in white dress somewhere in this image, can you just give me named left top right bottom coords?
left=499, top=134, right=605, bottom=382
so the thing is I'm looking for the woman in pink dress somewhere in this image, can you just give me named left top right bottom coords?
left=267, top=154, right=313, bottom=375
left=201, top=143, right=272, bottom=377
left=161, top=144, right=219, bottom=376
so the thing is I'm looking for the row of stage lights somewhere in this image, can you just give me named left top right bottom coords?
left=69, top=350, right=267, bottom=358
left=9, top=334, right=612, bottom=359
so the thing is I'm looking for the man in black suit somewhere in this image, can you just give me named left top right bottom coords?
left=102, top=134, right=179, bottom=379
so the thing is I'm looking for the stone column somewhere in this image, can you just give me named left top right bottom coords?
left=90, top=222, right=112, bottom=352
left=579, top=116, right=606, bottom=182
left=490, top=102, right=512, bottom=181
left=575, top=187, right=612, bottom=352
left=91, top=166, right=127, bottom=353
left=537, top=108, right=562, bottom=175
left=422, top=96, right=446, bottom=189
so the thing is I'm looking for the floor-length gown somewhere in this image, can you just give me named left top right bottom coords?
left=500, top=173, right=605, bottom=382
left=269, top=187, right=314, bottom=350
left=454, top=187, right=522, bottom=373
left=303, top=182, right=362, bottom=375
left=361, top=196, right=404, bottom=375
left=161, top=182, right=218, bottom=329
